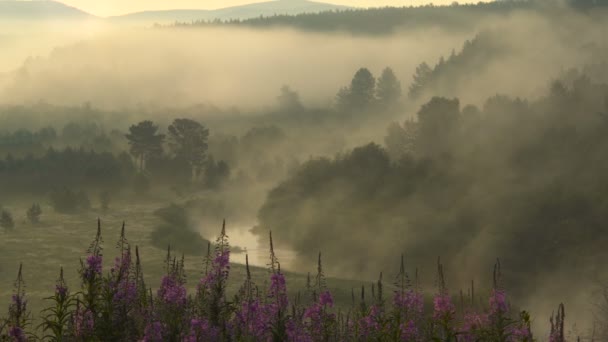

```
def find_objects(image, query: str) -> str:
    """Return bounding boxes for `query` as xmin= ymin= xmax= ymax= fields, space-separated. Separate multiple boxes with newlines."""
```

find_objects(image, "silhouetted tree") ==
xmin=409 ymin=62 xmax=432 ymax=99
xmin=277 ymin=85 xmax=304 ymax=113
xmin=26 ymin=203 xmax=42 ymax=224
xmin=376 ymin=67 xmax=402 ymax=106
xmin=125 ymin=121 xmax=165 ymax=172
xmin=415 ymin=97 xmax=460 ymax=157
xmin=168 ymin=118 xmax=209 ymax=180
xmin=336 ymin=68 xmax=376 ymax=111
xmin=350 ymin=68 xmax=376 ymax=108
xmin=204 ymin=156 xmax=231 ymax=189
xmin=384 ymin=120 xmax=416 ymax=159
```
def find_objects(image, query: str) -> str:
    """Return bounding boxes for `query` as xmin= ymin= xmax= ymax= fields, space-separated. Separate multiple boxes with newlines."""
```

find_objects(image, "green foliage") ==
xmin=376 ymin=67 xmax=402 ymax=107
xmin=49 ymin=188 xmax=91 ymax=214
xmin=177 ymin=1 xmax=544 ymax=35
xmin=150 ymin=204 xmax=211 ymax=255
xmin=336 ymin=67 xmax=376 ymax=111
xmin=0 ymin=209 xmax=15 ymax=230
xmin=0 ymin=148 xmax=136 ymax=195
xmin=125 ymin=120 xmax=165 ymax=172
xmin=168 ymin=118 xmax=210 ymax=179
xmin=257 ymin=77 xmax=608 ymax=287
xmin=408 ymin=32 xmax=504 ymax=99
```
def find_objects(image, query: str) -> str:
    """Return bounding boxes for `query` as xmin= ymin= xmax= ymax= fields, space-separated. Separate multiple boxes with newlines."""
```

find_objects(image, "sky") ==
xmin=58 ymin=0 xmax=477 ymax=17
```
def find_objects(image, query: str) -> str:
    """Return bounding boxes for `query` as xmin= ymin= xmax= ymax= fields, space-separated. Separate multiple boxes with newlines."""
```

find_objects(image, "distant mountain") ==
xmin=0 ymin=0 xmax=94 ymax=20
xmin=111 ymin=0 xmax=350 ymax=24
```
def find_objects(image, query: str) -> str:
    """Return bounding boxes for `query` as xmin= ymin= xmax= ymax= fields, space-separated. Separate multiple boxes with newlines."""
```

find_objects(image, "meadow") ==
xmin=0 ymin=202 xmax=566 ymax=341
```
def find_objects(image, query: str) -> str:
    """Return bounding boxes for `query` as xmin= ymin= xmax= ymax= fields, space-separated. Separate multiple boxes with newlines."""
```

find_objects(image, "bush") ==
xmin=26 ymin=203 xmax=42 ymax=224
xmin=150 ymin=204 xmax=210 ymax=255
xmin=0 ymin=209 xmax=15 ymax=230
xmin=49 ymin=188 xmax=91 ymax=214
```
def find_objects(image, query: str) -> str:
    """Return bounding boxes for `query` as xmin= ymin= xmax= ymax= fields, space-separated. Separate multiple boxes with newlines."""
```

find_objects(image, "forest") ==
xmin=1 ymin=0 xmax=608 ymax=340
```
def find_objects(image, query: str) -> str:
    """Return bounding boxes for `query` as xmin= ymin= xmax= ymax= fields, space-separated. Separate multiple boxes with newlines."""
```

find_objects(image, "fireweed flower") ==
xmin=142 ymin=321 xmax=165 ymax=342
xmin=460 ymin=312 xmax=490 ymax=342
xmin=73 ymin=306 xmax=95 ymax=338
xmin=233 ymin=299 xmax=269 ymax=340
xmin=304 ymin=291 xmax=335 ymax=339
xmin=319 ymin=291 xmax=333 ymax=307
xmin=83 ymin=254 xmax=103 ymax=281
xmin=489 ymin=288 xmax=509 ymax=316
xmin=269 ymin=272 xmax=289 ymax=311
xmin=286 ymin=318 xmax=312 ymax=342
xmin=393 ymin=290 xmax=424 ymax=318
xmin=55 ymin=284 xmax=68 ymax=299
xmin=110 ymin=251 xmax=138 ymax=307
xmin=358 ymin=305 xmax=382 ymax=338
xmin=399 ymin=320 xmax=419 ymax=341
xmin=8 ymin=326 xmax=26 ymax=342
xmin=433 ymin=293 xmax=455 ymax=321
xmin=509 ymin=324 xmax=533 ymax=341
xmin=158 ymin=274 xmax=187 ymax=307
xmin=185 ymin=318 xmax=220 ymax=341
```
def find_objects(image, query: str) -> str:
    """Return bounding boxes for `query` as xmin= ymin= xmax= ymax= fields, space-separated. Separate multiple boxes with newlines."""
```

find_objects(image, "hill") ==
xmin=0 ymin=0 xmax=94 ymax=20
xmin=110 ymin=0 xmax=349 ymax=24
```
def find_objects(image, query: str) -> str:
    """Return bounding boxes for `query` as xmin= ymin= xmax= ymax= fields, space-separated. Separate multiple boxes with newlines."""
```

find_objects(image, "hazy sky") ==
xmin=59 ymin=0 xmax=478 ymax=17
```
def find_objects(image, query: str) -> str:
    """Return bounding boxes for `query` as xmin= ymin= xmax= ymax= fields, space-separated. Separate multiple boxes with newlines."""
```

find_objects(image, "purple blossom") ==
xmin=233 ymin=299 xmax=270 ymax=340
xmin=55 ymin=284 xmax=68 ymax=299
xmin=73 ymin=307 xmax=94 ymax=338
xmin=142 ymin=321 xmax=164 ymax=342
xmin=286 ymin=318 xmax=312 ymax=342
xmin=158 ymin=274 xmax=187 ymax=307
xmin=489 ymin=288 xmax=509 ymax=316
xmin=11 ymin=294 xmax=26 ymax=314
xmin=9 ymin=326 xmax=26 ymax=342
xmin=393 ymin=290 xmax=424 ymax=319
xmin=399 ymin=320 xmax=419 ymax=341
xmin=460 ymin=312 xmax=490 ymax=342
xmin=433 ymin=293 xmax=455 ymax=321
xmin=269 ymin=272 xmax=288 ymax=311
xmin=319 ymin=291 xmax=334 ymax=307
xmin=509 ymin=325 xmax=532 ymax=341
xmin=303 ymin=291 xmax=336 ymax=340
xmin=185 ymin=318 xmax=220 ymax=341
xmin=358 ymin=305 xmax=383 ymax=338
xmin=83 ymin=254 xmax=103 ymax=281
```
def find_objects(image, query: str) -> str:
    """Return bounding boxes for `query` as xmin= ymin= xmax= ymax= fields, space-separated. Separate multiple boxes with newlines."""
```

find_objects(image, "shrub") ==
xmin=150 ymin=204 xmax=210 ymax=255
xmin=49 ymin=188 xmax=91 ymax=214
xmin=26 ymin=203 xmax=42 ymax=224
xmin=0 ymin=209 xmax=14 ymax=230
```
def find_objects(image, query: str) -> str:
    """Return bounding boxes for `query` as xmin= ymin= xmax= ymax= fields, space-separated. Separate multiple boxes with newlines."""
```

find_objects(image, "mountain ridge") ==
xmin=0 ymin=0 xmax=94 ymax=20
xmin=109 ymin=0 xmax=350 ymax=23
xmin=0 ymin=0 xmax=350 ymax=23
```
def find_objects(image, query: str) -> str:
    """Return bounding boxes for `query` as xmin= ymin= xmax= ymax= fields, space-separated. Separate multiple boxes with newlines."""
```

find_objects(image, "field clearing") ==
xmin=0 ymin=198 xmax=367 ymax=321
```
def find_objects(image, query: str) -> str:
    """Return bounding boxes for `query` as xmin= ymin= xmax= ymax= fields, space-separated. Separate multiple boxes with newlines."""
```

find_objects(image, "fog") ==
xmin=0 ymin=26 xmax=466 ymax=109
xmin=1 ymin=2 xmax=608 ymax=340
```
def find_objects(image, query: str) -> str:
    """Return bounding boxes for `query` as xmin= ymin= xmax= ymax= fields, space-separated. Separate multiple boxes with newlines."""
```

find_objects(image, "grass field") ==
xmin=0 ymin=197 xmax=367 ymax=322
